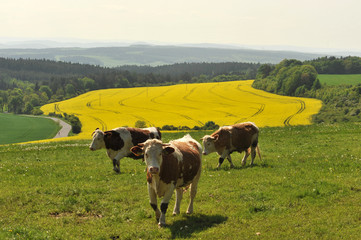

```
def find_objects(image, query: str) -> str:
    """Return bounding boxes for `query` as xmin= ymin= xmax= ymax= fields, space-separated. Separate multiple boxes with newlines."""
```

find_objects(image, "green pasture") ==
xmin=318 ymin=74 xmax=361 ymax=85
xmin=0 ymin=113 xmax=60 ymax=145
xmin=1 ymin=123 xmax=361 ymax=239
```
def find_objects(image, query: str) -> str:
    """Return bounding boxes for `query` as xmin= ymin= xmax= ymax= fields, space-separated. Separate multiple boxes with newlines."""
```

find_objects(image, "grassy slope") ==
xmin=1 ymin=123 xmax=361 ymax=239
xmin=318 ymin=74 xmax=361 ymax=85
xmin=0 ymin=123 xmax=361 ymax=239
xmin=0 ymin=113 xmax=60 ymax=144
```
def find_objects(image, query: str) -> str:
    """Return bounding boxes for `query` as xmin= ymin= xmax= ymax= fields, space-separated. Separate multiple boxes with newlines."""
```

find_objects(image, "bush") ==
xmin=135 ymin=120 xmax=147 ymax=128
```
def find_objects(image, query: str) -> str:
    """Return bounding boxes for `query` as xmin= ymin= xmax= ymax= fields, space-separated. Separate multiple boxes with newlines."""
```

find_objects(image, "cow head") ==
xmin=201 ymin=134 xmax=218 ymax=155
xmin=89 ymin=128 xmax=106 ymax=151
xmin=130 ymin=139 xmax=174 ymax=175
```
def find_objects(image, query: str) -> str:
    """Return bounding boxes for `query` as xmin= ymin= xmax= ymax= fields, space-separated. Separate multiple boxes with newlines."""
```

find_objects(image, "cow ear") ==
xmin=130 ymin=146 xmax=143 ymax=156
xmin=212 ymin=134 xmax=219 ymax=141
xmin=162 ymin=146 xmax=175 ymax=155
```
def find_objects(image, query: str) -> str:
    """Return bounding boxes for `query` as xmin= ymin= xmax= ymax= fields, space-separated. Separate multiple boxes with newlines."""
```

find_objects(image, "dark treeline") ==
xmin=117 ymin=62 xmax=259 ymax=79
xmin=0 ymin=58 xmax=258 ymax=116
xmin=253 ymin=56 xmax=361 ymax=123
xmin=305 ymin=56 xmax=361 ymax=74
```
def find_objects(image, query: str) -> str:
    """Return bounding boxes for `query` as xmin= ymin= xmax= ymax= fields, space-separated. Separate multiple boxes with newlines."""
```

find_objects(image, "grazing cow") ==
xmin=201 ymin=122 xmax=261 ymax=169
xmin=130 ymin=134 xmax=202 ymax=227
xmin=89 ymin=127 xmax=161 ymax=173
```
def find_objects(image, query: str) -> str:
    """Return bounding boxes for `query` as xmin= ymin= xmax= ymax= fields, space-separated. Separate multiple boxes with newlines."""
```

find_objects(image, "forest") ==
xmin=0 ymin=58 xmax=259 ymax=115
xmin=253 ymin=56 xmax=361 ymax=123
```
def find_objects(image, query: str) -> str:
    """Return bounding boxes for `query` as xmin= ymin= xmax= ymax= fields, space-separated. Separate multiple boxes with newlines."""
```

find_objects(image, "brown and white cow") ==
xmin=89 ymin=127 xmax=161 ymax=173
xmin=201 ymin=122 xmax=261 ymax=169
xmin=130 ymin=134 xmax=202 ymax=227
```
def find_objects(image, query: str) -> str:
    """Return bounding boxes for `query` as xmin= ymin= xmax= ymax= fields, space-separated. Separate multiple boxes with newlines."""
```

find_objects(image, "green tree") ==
xmin=135 ymin=120 xmax=147 ymax=128
xmin=39 ymin=85 xmax=53 ymax=99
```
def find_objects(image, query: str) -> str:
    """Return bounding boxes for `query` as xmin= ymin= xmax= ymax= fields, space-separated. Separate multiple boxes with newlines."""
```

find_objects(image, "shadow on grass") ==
xmin=207 ymin=162 xmax=271 ymax=171
xmin=168 ymin=214 xmax=227 ymax=239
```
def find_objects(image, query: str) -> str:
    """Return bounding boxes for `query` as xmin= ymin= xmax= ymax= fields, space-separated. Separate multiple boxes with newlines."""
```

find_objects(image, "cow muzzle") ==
xmin=149 ymin=167 xmax=159 ymax=175
xmin=202 ymin=151 xmax=208 ymax=155
xmin=89 ymin=147 xmax=95 ymax=151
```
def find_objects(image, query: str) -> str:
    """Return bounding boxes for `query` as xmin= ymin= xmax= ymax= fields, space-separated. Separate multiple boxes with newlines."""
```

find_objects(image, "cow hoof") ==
xmin=230 ymin=164 xmax=235 ymax=168
xmin=158 ymin=222 xmax=166 ymax=228
xmin=113 ymin=169 xmax=120 ymax=174
xmin=186 ymin=210 xmax=193 ymax=214
xmin=172 ymin=211 xmax=180 ymax=215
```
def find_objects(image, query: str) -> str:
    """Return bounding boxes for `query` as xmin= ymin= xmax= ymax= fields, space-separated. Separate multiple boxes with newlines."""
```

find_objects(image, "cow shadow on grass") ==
xmin=168 ymin=214 xmax=227 ymax=239
xmin=207 ymin=162 xmax=271 ymax=171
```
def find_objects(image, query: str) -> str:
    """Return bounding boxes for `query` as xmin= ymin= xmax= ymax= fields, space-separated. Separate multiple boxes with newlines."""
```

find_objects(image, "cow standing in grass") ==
xmin=201 ymin=122 xmax=261 ymax=169
xmin=130 ymin=134 xmax=202 ymax=227
xmin=89 ymin=127 xmax=161 ymax=173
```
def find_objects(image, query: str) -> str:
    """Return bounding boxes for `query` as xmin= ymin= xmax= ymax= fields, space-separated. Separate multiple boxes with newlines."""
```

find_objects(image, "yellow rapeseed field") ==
xmin=41 ymin=80 xmax=322 ymax=140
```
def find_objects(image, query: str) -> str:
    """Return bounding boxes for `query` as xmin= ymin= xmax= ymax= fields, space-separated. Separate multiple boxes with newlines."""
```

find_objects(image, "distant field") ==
xmin=0 ymin=113 xmax=60 ymax=144
xmin=318 ymin=74 xmax=361 ymax=85
xmin=41 ymin=80 xmax=322 ymax=140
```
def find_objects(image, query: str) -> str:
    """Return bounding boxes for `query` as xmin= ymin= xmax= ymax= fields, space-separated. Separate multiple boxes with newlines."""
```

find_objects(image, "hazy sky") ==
xmin=1 ymin=0 xmax=361 ymax=51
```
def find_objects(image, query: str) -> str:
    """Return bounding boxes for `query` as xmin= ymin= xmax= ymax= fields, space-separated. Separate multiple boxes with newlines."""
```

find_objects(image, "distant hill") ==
xmin=0 ymin=45 xmax=327 ymax=67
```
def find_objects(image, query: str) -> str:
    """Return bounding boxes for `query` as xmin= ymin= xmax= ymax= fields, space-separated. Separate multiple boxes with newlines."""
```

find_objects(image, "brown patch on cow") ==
xmin=128 ymin=128 xmax=152 ymax=146
xmin=159 ymin=153 xmax=179 ymax=185
xmin=213 ymin=123 xmax=259 ymax=153
xmin=231 ymin=123 xmax=259 ymax=151
xmin=147 ymin=169 xmax=153 ymax=183
xmin=104 ymin=131 xmax=124 ymax=151
xmin=172 ymin=141 xmax=201 ymax=187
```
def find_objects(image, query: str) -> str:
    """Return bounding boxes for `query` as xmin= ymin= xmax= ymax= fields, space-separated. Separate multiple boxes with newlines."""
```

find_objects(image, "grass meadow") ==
xmin=40 ymin=80 xmax=322 ymax=140
xmin=318 ymin=74 xmax=361 ymax=85
xmin=0 ymin=113 xmax=60 ymax=145
xmin=1 ymin=123 xmax=361 ymax=239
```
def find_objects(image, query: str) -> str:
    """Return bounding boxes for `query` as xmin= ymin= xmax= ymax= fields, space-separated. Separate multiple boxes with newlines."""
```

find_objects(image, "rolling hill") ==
xmin=0 ymin=44 xmax=326 ymax=67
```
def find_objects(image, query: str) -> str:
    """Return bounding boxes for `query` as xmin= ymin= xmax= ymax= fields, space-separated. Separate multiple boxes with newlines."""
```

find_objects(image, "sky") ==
xmin=1 ymin=0 xmax=361 ymax=51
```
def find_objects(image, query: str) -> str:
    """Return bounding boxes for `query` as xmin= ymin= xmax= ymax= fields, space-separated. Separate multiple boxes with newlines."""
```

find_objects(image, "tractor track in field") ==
xmin=236 ymin=84 xmax=307 ymax=126
xmin=207 ymin=84 xmax=266 ymax=123
xmin=117 ymin=87 xmax=204 ymax=126
xmin=283 ymin=100 xmax=306 ymax=126
xmin=183 ymin=86 xmax=238 ymax=118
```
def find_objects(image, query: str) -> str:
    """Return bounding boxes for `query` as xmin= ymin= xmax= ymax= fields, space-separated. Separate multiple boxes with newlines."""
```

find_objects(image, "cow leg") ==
xmin=158 ymin=185 xmax=175 ymax=227
xmin=217 ymin=151 xmax=230 ymax=169
xmin=112 ymin=159 xmax=120 ymax=173
xmin=241 ymin=149 xmax=250 ymax=166
xmin=148 ymin=184 xmax=160 ymax=223
xmin=186 ymin=170 xmax=201 ymax=214
xmin=250 ymin=146 xmax=257 ymax=166
xmin=226 ymin=154 xmax=235 ymax=168
xmin=173 ymin=188 xmax=183 ymax=215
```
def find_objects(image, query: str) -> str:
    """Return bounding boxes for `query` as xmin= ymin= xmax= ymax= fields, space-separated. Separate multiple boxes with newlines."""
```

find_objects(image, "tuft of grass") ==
xmin=1 ymin=123 xmax=361 ymax=239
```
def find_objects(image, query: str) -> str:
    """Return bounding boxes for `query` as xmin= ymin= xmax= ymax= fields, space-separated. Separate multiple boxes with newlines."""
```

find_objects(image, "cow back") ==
xmin=231 ymin=123 xmax=259 ymax=150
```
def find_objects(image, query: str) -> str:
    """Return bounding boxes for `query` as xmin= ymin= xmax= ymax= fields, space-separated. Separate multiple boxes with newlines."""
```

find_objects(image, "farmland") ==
xmin=318 ymin=74 xmax=361 ymax=85
xmin=1 ymin=123 xmax=361 ymax=239
xmin=0 ymin=113 xmax=60 ymax=144
xmin=41 ymin=80 xmax=322 ymax=140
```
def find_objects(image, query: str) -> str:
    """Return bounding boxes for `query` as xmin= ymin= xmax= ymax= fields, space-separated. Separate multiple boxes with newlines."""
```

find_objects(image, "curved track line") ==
xmin=117 ymin=87 xmax=203 ymax=126
xmin=236 ymin=84 xmax=307 ymax=126
xmin=283 ymin=100 xmax=306 ymax=126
